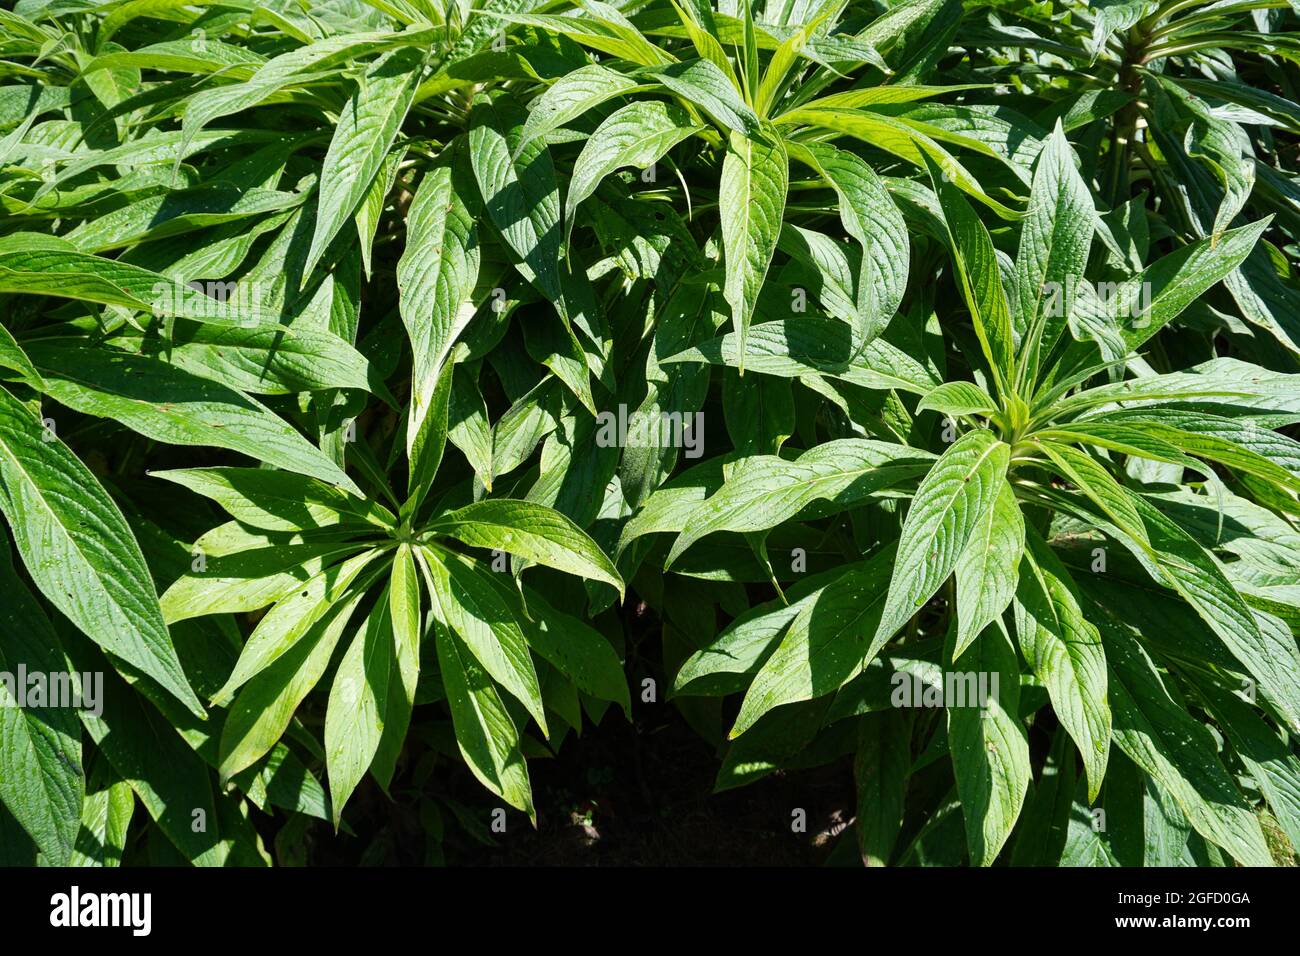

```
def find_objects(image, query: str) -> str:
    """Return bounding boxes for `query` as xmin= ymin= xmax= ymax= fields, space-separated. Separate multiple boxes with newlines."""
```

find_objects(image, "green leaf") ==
xmin=1036 ymin=440 xmax=1148 ymax=545
xmin=1033 ymin=422 xmax=1201 ymax=471
xmin=789 ymin=85 xmax=991 ymax=115
xmin=1057 ymin=752 xmax=1142 ymax=867
xmin=0 ymin=385 xmax=203 ymax=717
xmin=923 ymin=155 xmax=1015 ymax=396
xmin=1051 ymin=357 xmax=1300 ymax=420
xmin=720 ymin=127 xmax=788 ymax=371
xmin=468 ymin=92 xmax=595 ymax=411
xmin=1120 ymin=493 xmax=1300 ymax=736
xmin=423 ymin=547 xmax=548 ymax=736
xmin=1012 ymin=531 xmax=1111 ymax=800
xmin=1176 ymin=76 xmax=1300 ymax=137
xmin=448 ymin=364 xmax=495 ymax=490
xmin=498 ymin=5 xmax=670 ymax=66
xmin=427 ymin=499 xmax=623 ymax=597
xmin=673 ymin=574 xmax=833 ymax=697
xmin=855 ymin=710 xmax=912 ymax=866
xmin=160 ymin=541 xmax=365 ymax=624
xmin=70 ymin=643 xmax=224 ymax=866
xmin=1010 ymin=725 xmax=1079 ymax=866
xmin=953 ymin=479 xmax=1023 ymax=656
xmin=664 ymin=1 xmax=736 ymax=85
xmin=356 ymin=146 xmax=406 ymax=279
xmin=432 ymin=616 xmax=534 ymax=819
xmin=665 ymin=439 xmax=934 ymax=568
xmin=722 ymin=365 xmax=794 ymax=455
xmin=0 ymin=525 xmax=82 ymax=865
xmin=371 ymin=543 xmax=421 ymax=791
xmin=1123 ymin=219 xmax=1271 ymax=350
xmin=325 ymin=592 xmax=392 ymax=829
xmin=305 ymin=46 xmax=425 ymax=279
xmin=397 ymin=159 xmax=481 ymax=471
xmin=917 ymin=380 xmax=998 ymax=418
xmin=664 ymin=315 xmax=941 ymax=394
xmin=212 ymin=549 xmax=384 ymax=703
xmin=753 ymin=1 xmax=826 ymax=116
xmin=0 ymin=247 xmax=273 ymax=323
xmin=469 ymin=92 xmax=564 ymax=302
xmin=801 ymin=109 xmax=1020 ymax=219
xmin=648 ymin=57 xmax=760 ymax=134
xmin=1093 ymin=608 xmax=1273 ymax=866
xmin=513 ymin=585 xmax=630 ymax=718
xmin=564 ymin=100 xmax=700 ymax=245
xmin=731 ymin=547 xmax=895 ymax=737
xmin=68 ymin=758 xmax=134 ymax=867
xmin=0 ymin=324 xmax=44 ymax=389
xmin=129 ymin=324 xmax=375 ymax=396
xmin=64 ymin=183 xmax=305 ymax=254
xmin=26 ymin=344 xmax=360 ymax=494
xmin=84 ymin=32 xmax=264 ymax=75
xmin=1088 ymin=410 xmax=1300 ymax=496
xmin=948 ymin=622 xmax=1030 ymax=866
xmin=405 ymin=347 xmax=456 ymax=516
xmin=789 ymin=141 xmax=910 ymax=350
xmin=517 ymin=63 xmax=644 ymax=153
xmin=151 ymin=467 xmax=393 ymax=532
xmin=873 ymin=429 xmax=1010 ymax=652
xmin=219 ymin=584 xmax=369 ymax=782
xmin=178 ymin=29 xmax=430 ymax=153
xmin=715 ymin=697 xmax=834 ymax=793
xmin=779 ymin=225 xmax=860 ymax=330
xmin=1014 ymin=122 xmax=1097 ymax=390
xmin=1186 ymin=669 xmax=1300 ymax=855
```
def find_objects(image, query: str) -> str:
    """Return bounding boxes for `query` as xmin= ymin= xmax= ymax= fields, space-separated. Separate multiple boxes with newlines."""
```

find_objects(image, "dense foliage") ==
xmin=2 ymin=0 xmax=1300 ymax=867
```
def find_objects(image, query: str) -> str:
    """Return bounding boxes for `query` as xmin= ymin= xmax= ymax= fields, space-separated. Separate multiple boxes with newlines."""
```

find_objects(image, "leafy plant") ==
xmin=1 ymin=0 xmax=1299 ymax=868
xmin=0 ymin=0 xmax=633 ymax=864
xmin=670 ymin=124 xmax=1299 ymax=866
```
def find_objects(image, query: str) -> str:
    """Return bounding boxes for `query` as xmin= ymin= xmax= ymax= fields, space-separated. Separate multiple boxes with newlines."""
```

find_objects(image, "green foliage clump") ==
xmin=1 ymin=0 xmax=1299 ymax=867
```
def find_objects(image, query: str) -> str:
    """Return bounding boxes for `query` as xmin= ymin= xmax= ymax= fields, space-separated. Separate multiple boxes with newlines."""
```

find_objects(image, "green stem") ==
xmin=1105 ymin=29 xmax=1148 ymax=208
